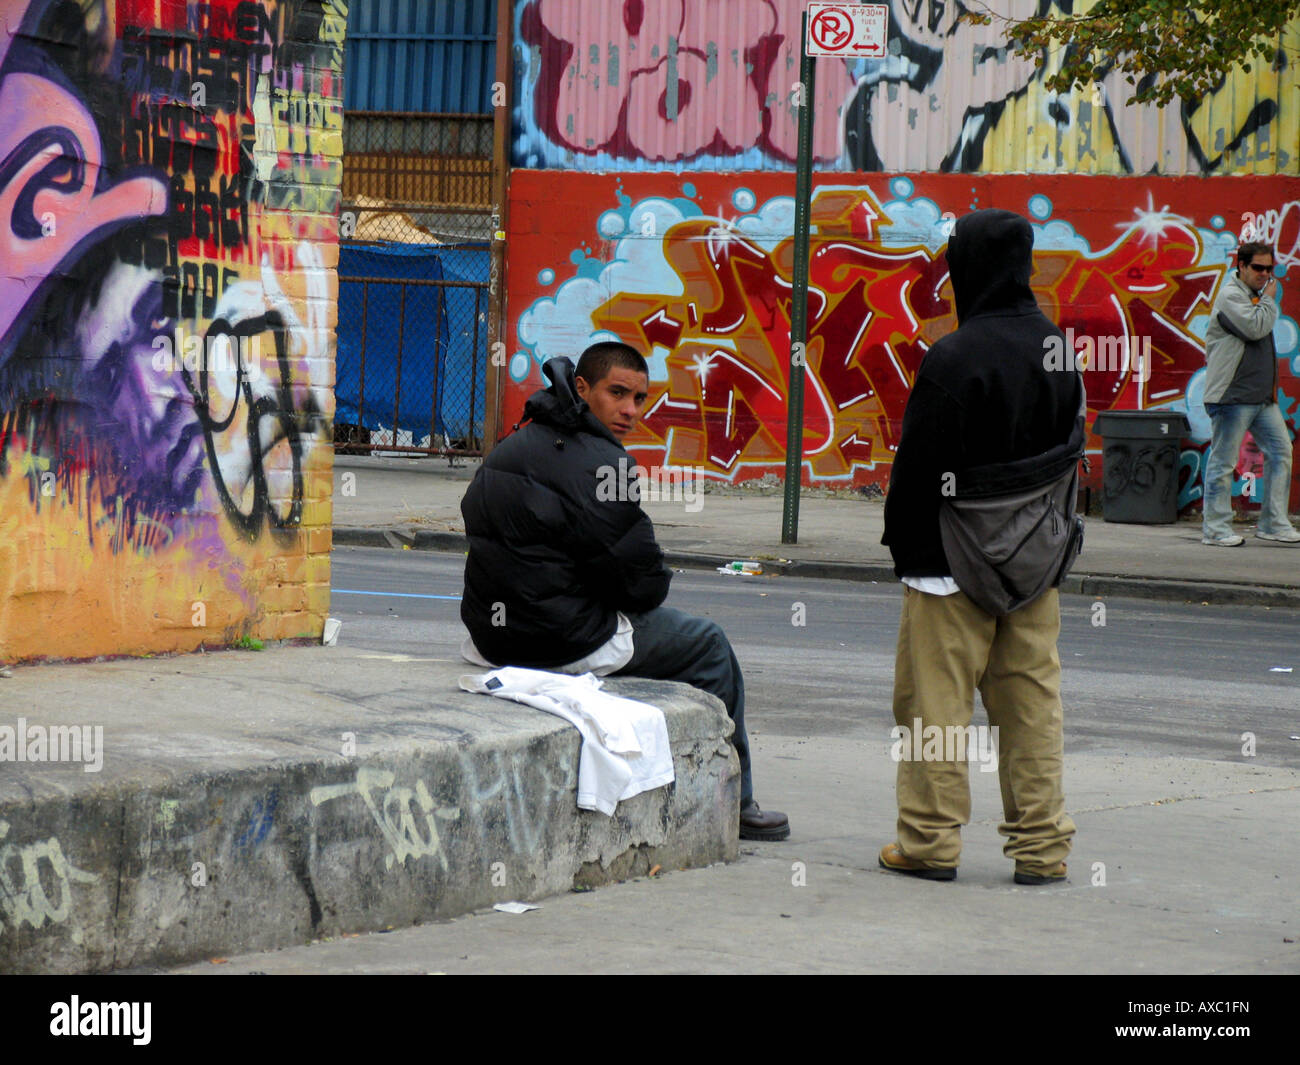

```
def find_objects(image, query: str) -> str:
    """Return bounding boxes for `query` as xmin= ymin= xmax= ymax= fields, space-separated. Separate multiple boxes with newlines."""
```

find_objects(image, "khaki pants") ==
xmin=892 ymin=586 xmax=1076 ymax=872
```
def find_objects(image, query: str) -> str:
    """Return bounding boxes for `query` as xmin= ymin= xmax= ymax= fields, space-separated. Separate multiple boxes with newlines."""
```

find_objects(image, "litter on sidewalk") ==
xmin=716 ymin=561 xmax=764 ymax=576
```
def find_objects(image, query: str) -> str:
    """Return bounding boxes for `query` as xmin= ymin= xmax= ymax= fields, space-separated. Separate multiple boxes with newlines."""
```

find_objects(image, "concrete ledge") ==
xmin=0 ymin=651 xmax=739 ymax=973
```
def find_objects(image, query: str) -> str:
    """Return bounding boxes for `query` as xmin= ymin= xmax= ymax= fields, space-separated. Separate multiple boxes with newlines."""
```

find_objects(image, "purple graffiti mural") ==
xmin=0 ymin=0 xmax=336 ymax=537
xmin=0 ymin=0 xmax=343 ymax=661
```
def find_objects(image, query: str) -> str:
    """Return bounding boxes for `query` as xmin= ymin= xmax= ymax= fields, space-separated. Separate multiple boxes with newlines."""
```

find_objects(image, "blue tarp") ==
xmin=336 ymin=242 xmax=489 ymax=444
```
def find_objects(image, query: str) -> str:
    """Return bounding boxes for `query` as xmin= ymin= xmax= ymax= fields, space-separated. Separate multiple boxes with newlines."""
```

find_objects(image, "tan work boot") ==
xmin=878 ymin=842 xmax=956 ymax=881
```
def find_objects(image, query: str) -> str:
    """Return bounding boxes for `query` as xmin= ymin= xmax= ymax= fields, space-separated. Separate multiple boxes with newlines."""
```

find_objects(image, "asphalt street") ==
xmin=331 ymin=545 xmax=1300 ymax=769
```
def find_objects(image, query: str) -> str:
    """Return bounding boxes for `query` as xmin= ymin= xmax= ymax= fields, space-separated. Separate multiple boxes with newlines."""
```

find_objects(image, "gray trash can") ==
xmin=1092 ymin=410 xmax=1191 ymax=524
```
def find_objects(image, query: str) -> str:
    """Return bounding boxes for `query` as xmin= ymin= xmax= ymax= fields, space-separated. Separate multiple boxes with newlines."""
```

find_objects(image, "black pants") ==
xmin=615 ymin=606 xmax=753 ymax=805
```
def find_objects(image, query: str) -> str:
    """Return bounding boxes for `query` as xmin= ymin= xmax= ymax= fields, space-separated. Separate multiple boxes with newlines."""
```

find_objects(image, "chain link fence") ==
xmin=335 ymin=112 xmax=494 ymax=455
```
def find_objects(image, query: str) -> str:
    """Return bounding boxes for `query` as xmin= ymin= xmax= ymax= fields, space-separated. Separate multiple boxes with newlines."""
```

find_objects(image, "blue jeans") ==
xmin=616 ymin=606 xmax=754 ymax=806
xmin=1203 ymin=402 xmax=1296 ymax=538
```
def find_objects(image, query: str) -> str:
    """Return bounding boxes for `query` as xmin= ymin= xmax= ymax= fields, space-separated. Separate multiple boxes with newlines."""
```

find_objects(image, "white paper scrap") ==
xmin=493 ymin=901 xmax=539 ymax=914
xmin=1269 ymin=667 xmax=1293 ymax=673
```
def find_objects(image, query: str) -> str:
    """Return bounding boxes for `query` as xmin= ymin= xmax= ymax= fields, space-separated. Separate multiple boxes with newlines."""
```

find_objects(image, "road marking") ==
xmin=356 ymin=653 xmax=448 ymax=662
xmin=333 ymin=589 xmax=462 ymax=601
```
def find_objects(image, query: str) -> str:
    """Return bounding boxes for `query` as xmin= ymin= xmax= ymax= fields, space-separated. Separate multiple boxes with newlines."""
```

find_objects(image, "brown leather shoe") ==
xmin=878 ymin=842 xmax=957 ymax=881
xmin=739 ymin=801 xmax=790 ymax=841
xmin=1014 ymin=861 xmax=1067 ymax=885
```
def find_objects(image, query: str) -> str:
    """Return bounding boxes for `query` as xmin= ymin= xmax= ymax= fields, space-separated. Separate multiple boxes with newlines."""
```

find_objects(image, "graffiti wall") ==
xmin=512 ymin=0 xmax=1298 ymax=176
xmin=505 ymin=172 xmax=1300 ymax=509
xmin=0 ymin=0 xmax=345 ymax=663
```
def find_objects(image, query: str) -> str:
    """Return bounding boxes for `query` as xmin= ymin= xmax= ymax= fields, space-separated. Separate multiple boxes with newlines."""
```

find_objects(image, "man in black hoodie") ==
xmin=460 ymin=341 xmax=789 ymax=841
xmin=879 ymin=209 xmax=1078 ymax=884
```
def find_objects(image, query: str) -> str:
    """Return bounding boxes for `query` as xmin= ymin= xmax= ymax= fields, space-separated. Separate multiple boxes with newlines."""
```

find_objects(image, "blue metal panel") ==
xmin=345 ymin=0 xmax=497 ymax=113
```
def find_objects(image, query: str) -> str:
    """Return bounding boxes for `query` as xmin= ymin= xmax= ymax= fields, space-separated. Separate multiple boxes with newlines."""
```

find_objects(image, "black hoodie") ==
xmin=460 ymin=356 xmax=671 ymax=667
xmin=882 ymin=209 xmax=1080 ymax=578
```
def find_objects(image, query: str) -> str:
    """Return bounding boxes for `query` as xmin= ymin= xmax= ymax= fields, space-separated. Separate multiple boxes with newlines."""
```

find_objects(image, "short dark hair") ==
xmin=575 ymin=341 xmax=647 ymax=386
xmin=1237 ymin=241 xmax=1275 ymax=265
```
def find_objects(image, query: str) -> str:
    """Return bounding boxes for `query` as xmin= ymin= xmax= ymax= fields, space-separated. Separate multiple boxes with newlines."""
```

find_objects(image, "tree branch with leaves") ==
xmin=963 ymin=0 xmax=1300 ymax=106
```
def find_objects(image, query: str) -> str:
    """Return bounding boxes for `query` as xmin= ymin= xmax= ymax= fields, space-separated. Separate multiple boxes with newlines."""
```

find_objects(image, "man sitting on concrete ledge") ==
xmin=458 ymin=341 xmax=790 ymax=841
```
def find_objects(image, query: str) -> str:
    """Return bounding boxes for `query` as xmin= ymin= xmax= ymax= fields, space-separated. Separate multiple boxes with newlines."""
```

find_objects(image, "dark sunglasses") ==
xmin=1245 ymin=263 xmax=1274 ymax=274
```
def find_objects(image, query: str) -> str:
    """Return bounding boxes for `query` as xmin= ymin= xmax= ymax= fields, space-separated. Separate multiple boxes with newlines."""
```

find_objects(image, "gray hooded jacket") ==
xmin=1203 ymin=271 xmax=1278 ymax=405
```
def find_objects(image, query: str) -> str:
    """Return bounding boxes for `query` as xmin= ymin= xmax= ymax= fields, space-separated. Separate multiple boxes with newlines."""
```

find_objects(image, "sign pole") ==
xmin=781 ymin=10 xmax=816 ymax=545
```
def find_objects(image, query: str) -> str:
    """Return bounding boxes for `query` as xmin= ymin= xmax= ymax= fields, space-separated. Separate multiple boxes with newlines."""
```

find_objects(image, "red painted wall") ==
xmin=505 ymin=172 xmax=1300 ymax=510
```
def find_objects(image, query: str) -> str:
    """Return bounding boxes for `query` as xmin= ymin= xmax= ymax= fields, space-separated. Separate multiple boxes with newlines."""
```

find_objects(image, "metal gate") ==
xmin=335 ymin=112 xmax=494 ymax=456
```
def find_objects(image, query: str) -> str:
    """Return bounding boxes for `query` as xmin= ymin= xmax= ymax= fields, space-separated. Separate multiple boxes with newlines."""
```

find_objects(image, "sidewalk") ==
xmin=333 ymin=455 xmax=1300 ymax=609
xmin=169 ymin=742 xmax=1300 ymax=975
xmin=3 ymin=454 xmax=1296 ymax=974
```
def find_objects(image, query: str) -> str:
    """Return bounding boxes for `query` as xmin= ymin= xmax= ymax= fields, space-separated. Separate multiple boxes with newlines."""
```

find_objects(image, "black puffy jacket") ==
xmin=460 ymin=357 xmax=671 ymax=667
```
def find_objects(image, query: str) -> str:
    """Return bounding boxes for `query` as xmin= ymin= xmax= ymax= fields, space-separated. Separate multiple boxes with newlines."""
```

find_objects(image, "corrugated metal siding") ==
xmin=346 ymin=0 xmax=497 ymax=113
xmin=511 ymin=0 xmax=1300 ymax=176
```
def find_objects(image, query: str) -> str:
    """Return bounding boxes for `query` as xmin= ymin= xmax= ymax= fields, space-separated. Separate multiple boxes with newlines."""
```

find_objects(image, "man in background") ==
xmin=1201 ymin=242 xmax=1298 ymax=546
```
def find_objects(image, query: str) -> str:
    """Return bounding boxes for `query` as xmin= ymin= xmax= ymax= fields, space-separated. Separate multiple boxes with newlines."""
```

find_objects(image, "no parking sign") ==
xmin=784 ymin=2 xmax=890 ymax=542
xmin=806 ymin=4 xmax=888 ymax=57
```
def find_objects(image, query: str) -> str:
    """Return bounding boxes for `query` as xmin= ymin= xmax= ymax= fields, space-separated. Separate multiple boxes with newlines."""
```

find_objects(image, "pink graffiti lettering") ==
xmin=526 ymin=0 xmax=855 ymax=163
xmin=0 ymin=69 xmax=166 ymax=352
